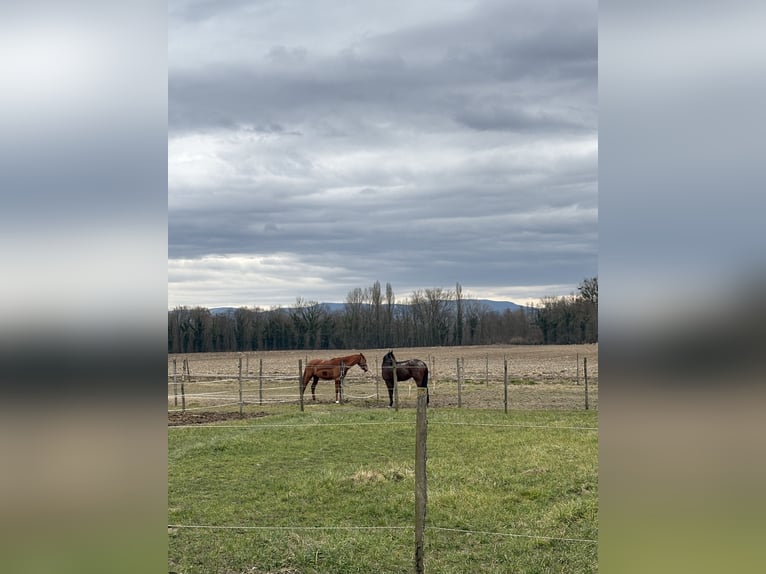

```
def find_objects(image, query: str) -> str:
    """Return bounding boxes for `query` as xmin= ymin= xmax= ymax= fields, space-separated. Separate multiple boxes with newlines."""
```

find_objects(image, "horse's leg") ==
xmin=334 ymin=378 xmax=340 ymax=404
xmin=311 ymin=376 xmax=319 ymax=401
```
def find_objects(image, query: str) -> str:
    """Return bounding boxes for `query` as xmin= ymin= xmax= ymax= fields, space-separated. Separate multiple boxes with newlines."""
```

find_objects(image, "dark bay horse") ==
xmin=301 ymin=353 xmax=369 ymax=404
xmin=381 ymin=350 xmax=429 ymax=407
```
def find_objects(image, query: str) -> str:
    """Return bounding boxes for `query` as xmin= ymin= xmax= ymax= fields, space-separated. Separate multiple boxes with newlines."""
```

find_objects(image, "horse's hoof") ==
xmin=335 ymin=400 xmax=339 ymax=404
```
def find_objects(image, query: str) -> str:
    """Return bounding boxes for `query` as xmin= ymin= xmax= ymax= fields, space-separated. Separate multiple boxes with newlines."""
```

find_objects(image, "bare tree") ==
xmin=578 ymin=277 xmax=598 ymax=304
xmin=455 ymin=282 xmax=464 ymax=345
xmin=291 ymin=297 xmax=327 ymax=349
xmin=343 ymin=287 xmax=367 ymax=348
xmin=424 ymin=287 xmax=454 ymax=346
xmin=385 ymin=282 xmax=395 ymax=346
xmin=370 ymin=280 xmax=383 ymax=348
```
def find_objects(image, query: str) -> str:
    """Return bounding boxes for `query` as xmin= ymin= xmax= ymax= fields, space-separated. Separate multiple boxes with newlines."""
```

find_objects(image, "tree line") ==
xmin=168 ymin=278 xmax=597 ymax=353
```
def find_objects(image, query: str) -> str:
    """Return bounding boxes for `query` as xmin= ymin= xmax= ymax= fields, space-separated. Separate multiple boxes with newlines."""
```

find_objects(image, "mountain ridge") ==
xmin=208 ymin=299 xmax=533 ymax=315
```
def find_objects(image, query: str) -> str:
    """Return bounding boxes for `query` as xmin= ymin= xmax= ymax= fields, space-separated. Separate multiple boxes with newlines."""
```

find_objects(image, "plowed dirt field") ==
xmin=168 ymin=344 xmax=597 ymax=418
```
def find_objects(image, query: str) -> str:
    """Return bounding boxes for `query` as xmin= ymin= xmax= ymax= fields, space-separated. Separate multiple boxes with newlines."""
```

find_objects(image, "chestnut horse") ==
xmin=301 ymin=353 xmax=369 ymax=404
xmin=381 ymin=350 xmax=429 ymax=407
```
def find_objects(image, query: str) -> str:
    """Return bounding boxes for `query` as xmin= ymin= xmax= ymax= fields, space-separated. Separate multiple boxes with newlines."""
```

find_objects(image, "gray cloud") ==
xmin=168 ymin=0 xmax=597 ymax=307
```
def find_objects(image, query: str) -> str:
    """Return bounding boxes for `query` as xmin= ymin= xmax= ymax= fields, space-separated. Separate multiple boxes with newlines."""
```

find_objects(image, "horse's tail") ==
xmin=301 ymin=365 xmax=313 ymax=390
xmin=422 ymin=366 xmax=430 ymax=404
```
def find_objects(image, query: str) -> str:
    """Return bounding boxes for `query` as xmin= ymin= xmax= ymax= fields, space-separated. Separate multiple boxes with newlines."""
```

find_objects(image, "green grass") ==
xmin=169 ymin=405 xmax=597 ymax=573
xmin=509 ymin=378 xmax=538 ymax=385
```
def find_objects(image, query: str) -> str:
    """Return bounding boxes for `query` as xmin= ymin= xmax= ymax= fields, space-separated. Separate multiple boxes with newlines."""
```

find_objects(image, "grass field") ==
xmin=168 ymin=404 xmax=598 ymax=573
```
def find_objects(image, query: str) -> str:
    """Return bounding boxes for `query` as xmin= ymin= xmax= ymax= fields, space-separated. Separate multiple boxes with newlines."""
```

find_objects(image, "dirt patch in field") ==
xmin=168 ymin=410 xmax=269 ymax=426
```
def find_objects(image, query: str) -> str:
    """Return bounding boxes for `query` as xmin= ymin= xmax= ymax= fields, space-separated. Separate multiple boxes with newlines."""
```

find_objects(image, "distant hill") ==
xmin=209 ymin=299 xmax=533 ymax=316
xmin=465 ymin=299 xmax=529 ymax=313
xmin=321 ymin=299 xmax=533 ymax=314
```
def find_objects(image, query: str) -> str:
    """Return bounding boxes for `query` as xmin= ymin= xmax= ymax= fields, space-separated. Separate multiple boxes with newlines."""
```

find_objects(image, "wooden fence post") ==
xmin=173 ymin=358 xmax=178 ymax=406
xmin=457 ymin=358 xmax=462 ymax=408
xmin=485 ymin=353 xmax=489 ymax=387
xmin=576 ymin=353 xmax=580 ymax=385
xmin=503 ymin=358 xmax=508 ymax=415
xmin=414 ymin=386 xmax=428 ymax=574
xmin=182 ymin=357 xmax=188 ymax=412
xmin=584 ymin=357 xmax=589 ymax=410
xmin=259 ymin=358 xmax=263 ymax=406
xmin=375 ymin=358 xmax=380 ymax=401
xmin=299 ymin=359 xmax=304 ymax=412
xmin=394 ymin=364 xmax=399 ymax=412
xmin=238 ymin=355 xmax=243 ymax=416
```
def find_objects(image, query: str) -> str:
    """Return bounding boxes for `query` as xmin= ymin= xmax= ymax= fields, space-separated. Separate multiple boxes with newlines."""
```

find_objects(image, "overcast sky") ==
xmin=168 ymin=0 xmax=597 ymax=309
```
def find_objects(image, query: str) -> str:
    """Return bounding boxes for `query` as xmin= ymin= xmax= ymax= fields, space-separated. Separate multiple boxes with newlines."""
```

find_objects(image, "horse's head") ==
xmin=382 ymin=350 xmax=395 ymax=365
xmin=358 ymin=353 xmax=369 ymax=372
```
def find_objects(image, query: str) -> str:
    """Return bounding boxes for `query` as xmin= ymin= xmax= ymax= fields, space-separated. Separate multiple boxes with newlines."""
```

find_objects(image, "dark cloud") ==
xmin=453 ymin=103 xmax=592 ymax=133
xmin=169 ymin=0 xmax=596 ymax=133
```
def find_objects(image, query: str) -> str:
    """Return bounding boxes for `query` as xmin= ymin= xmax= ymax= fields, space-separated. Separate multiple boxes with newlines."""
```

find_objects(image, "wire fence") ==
xmin=167 ymin=523 xmax=596 ymax=544
xmin=168 ymin=346 xmax=598 ymax=414
xmin=168 ymin=411 xmax=598 ymax=571
xmin=168 ymin=346 xmax=599 ymax=569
